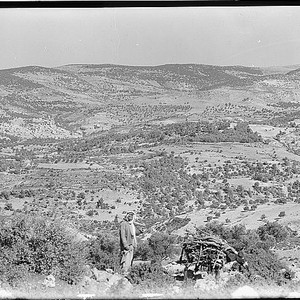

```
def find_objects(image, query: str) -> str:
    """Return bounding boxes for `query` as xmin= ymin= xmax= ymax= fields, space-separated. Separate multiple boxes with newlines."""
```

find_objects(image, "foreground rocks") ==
xmin=163 ymin=261 xmax=185 ymax=276
xmin=231 ymin=285 xmax=259 ymax=298
xmin=79 ymin=266 xmax=133 ymax=295
xmin=42 ymin=274 xmax=56 ymax=288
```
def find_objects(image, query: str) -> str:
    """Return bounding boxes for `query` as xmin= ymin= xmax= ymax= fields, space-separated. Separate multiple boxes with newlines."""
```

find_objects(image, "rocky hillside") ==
xmin=0 ymin=63 xmax=300 ymax=141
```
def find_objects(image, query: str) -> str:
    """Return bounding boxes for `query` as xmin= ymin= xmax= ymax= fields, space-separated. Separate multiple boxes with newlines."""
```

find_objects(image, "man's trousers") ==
xmin=120 ymin=248 xmax=134 ymax=274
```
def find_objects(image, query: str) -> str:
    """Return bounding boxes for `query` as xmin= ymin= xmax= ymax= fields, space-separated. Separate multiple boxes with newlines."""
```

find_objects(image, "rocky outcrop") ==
xmin=231 ymin=285 xmax=259 ymax=298
xmin=79 ymin=267 xmax=132 ymax=296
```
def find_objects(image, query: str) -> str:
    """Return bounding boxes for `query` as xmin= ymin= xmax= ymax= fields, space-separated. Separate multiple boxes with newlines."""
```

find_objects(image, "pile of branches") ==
xmin=178 ymin=234 xmax=244 ymax=278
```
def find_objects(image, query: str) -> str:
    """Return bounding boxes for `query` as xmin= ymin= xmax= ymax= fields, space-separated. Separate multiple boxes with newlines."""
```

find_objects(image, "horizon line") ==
xmin=1 ymin=62 xmax=300 ymax=71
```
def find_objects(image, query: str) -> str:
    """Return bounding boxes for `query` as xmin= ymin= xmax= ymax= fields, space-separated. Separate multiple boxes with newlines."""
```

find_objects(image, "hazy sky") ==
xmin=1 ymin=6 xmax=300 ymax=69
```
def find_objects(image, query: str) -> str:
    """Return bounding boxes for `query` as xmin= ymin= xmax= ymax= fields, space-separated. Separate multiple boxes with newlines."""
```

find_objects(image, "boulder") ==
xmin=42 ymin=274 xmax=56 ymax=288
xmin=194 ymin=274 xmax=219 ymax=291
xmin=92 ymin=268 xmax=113 ymax=282
xmin=293 ymin=272 xmax=300 ymax=281
xmin=107 ymin=273 xmax=124 ymax=287
xmin=163 ymin=262 xmax=185 ymax=275
xmin=231 ymin=285 xmax=259 ymax=298
xmin=110 ymin=276 xmax=132 ymax=293
xmin=223 ymin=261 xmax=236 ymax=272
xmin=292 ymin=269 xmax=300 ymax=281
xmin=171 ymin=285 xmax=182 ymax=295
xmin=83 ymin=265 xmax=94 ymax=277
xmin=89 ymin=267 xmax=132 ymax=294
xmin=132 ymin=260 xmax=151 ymax=267
xmin=79 ymin=276 xmax=110 ymax=294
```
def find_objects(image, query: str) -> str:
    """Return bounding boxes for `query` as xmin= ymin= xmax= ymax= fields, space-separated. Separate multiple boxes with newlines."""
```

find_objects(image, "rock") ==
xmin=231 ymin=285 xmax=259 ymax=298
xmin=108 ymin=276 xmax=133 ymax=295
xmin=171 ymin=285 xmax=182 ymax=295
xmin=0 ymin=289 xmax=13 ymax=298
xmin=83 ymin=265 xmax=93 ymax=277
xmin=223 ymin=261 xmax=236 ymax=272
xmin=292 ymin=270 xmax=300 ymax=281
xmin=163 ymin=262 xmax=185 ymax=275
xmin=132 ymin=260 xmax=151 ymax=267
xmin=79 ymin=276 xmax=110 ymax=294
xmin=80 ymin=276 xmax=93 ymax=288
xmin=42 ymin=274 xmax=55 ymax=288
xmin=194 ymin=274 xmax=219 ymax=291
xmin=89 ymin=268 xmax=132 ymax=294
xmin=92 ymin=267 xmax=112 ymax=282
xmin=107 ymin=273 xmax=125 ymax=287
xmin=111 ymin=276 xmax=132 ymax=291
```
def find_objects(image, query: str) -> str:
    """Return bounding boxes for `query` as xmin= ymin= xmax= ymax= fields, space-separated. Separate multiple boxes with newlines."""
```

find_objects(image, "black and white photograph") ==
xmin=1 ymin=5 xmax=300 ymax=299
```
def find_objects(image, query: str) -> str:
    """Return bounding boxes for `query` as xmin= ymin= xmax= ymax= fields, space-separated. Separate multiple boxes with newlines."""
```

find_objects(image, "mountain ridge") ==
xmin=1 ymin=62 xmax=300 ymax=141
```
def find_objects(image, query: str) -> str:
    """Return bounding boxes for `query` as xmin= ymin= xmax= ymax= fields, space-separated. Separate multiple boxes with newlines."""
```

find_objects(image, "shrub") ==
xmin=127 ymin=262 xmax=175 ymax=288
xmin=245 ymin=247 xmax=288 ymax=283
xmin=147 ymin=232 xmax=178 ymax=261
xmin=87 ymin=233 xmax=120 ymax=272
xmin=134 ymin=240 xmax=153 ymax=261
xmin=207 ymin=216 xmax=213 ymax=222
xmin=260 ymin=214 xmax=266 ymax=220
xmin=0 ymin=215 xmax=87 ymax=285
xmin=134 ymin=233 xmax=179 ymax=263
xmin=257 ymin=222 xmax=289 ymax=243
xmin=4 ymin=203 xmax=13 ymax=211
xmin=279 ymin=211 xmax=286 ymax=218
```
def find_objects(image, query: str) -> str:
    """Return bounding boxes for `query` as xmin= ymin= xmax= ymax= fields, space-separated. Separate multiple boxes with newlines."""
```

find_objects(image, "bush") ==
xmin=135 ymin=233 xmax=179 ymax=263
xmin=87 ymin=233 xmax=120 ymax=272
xmin=279 ymin=211 xmax=286 ymax=218
xmin=0 ymin=215 xmax=87 ymax=285
xmin=127 ymin=262 xmax=175 ymax=288
xmin=245 ymin=247 xmax=288 ymax=283
xmin=147 ymin=232 xmax=178 ymax=261
xmin=257 ymin=222 xmax=289 ymax=243
xmin=134 ymin=240 xmax=152 ymax=261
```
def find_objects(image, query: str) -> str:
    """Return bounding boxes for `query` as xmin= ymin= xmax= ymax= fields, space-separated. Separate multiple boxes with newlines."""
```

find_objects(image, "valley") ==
xmin=2 ymin=63 xmax=300 ymax=277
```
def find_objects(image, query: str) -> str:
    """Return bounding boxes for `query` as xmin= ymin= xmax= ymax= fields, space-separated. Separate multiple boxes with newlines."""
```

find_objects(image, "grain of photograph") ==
xmin=0 ymin=5 xmax=300 ymax=299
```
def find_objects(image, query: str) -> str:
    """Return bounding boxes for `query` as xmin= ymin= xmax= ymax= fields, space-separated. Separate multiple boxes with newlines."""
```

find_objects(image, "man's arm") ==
xmin=134 ymin=221 xmax=146 ymax=227
xmin=120 ymin=222 xmax=129 ymax=250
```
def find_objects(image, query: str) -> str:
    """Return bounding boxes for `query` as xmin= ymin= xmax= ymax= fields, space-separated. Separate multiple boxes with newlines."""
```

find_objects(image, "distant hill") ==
xmin=261 ymin=64 xmax=300 ymax=75
xmin=58 ymin=63 xmax=264 ymax=91
xmin=1 ymin=63 xmax=300 ymax=141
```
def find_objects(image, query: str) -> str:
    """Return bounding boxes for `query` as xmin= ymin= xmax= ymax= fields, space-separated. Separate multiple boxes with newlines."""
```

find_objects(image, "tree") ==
xmin=77 ymin=192 xmax=85 ymax=200
xmin=4 ymin=203 xmax=13 ymax=211
xmin=147 ymin=233 xmax=178 ymax=261
xmin=260 ymin=214 xmax=267 ymax=220
xmin=278 ymin=211 xmax=286 ymax=218
xmin=257 ymin=222 xmax=288 ymax=243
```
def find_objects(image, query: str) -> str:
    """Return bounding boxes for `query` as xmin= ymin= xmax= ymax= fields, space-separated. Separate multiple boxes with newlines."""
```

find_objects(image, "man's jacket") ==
xmin=119 ymin=220 xmax=134 ymax=251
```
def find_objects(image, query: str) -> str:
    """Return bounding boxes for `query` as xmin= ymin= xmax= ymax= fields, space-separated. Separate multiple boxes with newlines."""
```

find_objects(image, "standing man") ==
xmin=119 ymin=211 xmax=145 ymax=275
xmin=119 ymin=211 xmax=137 ymax=275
